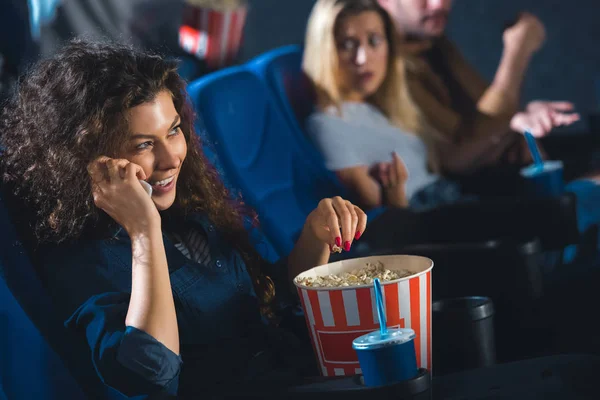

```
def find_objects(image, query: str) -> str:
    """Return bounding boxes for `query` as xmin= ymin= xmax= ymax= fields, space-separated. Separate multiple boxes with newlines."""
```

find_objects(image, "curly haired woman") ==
xmin=0 ymin=39 xmax=367 ymax=398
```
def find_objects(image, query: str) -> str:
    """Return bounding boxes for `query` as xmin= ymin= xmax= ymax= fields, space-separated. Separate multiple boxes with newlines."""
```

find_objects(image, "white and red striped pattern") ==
xmin=297 ymin=270 xmax=432 ymax=377
xmin=179 ymin=4 xmax=248 ymax=69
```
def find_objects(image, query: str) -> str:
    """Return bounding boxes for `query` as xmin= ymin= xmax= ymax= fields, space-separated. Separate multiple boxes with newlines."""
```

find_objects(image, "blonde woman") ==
xmin=304 ymin=0 xmax=458 ymax=211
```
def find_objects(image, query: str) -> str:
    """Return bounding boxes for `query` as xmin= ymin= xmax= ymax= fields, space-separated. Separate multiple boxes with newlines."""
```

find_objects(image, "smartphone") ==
xmin=139 ymin=180 xmax=153 ymax=197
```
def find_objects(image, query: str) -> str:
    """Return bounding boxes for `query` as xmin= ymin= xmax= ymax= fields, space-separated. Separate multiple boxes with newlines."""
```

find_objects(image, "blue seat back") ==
xmin=187 ymin=67 xmax=346 ymax=257
xmin=246 ymin=45 xmax=328 ymax=169
xmin=247 ymin=45 xmax=353 ymax=199
xmin=0 ymin=185 xmax=128 ymax=399
xmin=247 ymin=45 xmax=314 ymax=132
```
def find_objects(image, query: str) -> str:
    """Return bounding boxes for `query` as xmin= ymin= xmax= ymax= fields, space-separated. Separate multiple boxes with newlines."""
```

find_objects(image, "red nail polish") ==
xmin=355 ymin=231 xmax=362 ymax=240
xmin=335 ymin=237 xmax=342 ymax=247
xmin=344 ymin=241 xmax=351 ymax=252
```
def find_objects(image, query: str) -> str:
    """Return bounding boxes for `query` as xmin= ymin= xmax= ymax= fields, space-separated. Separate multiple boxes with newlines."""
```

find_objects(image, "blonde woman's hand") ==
xmin=88 ymin=156 xmax=160 ymax=236
xmin=304 ymin=197 xmax=367 ymax=253
xmin=371 ymin=152 xmax=409 ymax=208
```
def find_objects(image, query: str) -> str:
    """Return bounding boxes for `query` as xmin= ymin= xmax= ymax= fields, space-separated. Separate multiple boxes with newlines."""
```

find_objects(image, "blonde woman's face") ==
xmin=334 ymin=11 xmax=389 ymax=101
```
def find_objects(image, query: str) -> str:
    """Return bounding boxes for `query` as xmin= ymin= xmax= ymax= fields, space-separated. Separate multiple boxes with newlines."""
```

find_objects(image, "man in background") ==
xmin=378 ymin=0 xmax=580 ymax=170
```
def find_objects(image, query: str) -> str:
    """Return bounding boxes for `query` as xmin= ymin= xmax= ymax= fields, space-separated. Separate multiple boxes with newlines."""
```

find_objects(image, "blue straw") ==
xmin=524 ymin=129 xmax=544 ymax=168
xmin=373 ymin=278 xmax=387 ymax=336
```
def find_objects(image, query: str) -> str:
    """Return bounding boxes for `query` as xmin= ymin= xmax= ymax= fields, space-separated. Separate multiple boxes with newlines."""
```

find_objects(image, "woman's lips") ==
xmin=358 ymin=72 xmax=374 ymax=83
xmin=151 ymin=175 xmax=176 ymax=195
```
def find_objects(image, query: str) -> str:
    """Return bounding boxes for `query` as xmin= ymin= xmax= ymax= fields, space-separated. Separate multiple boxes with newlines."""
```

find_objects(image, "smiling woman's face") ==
xmin=120 ymin=90 xmax=187 ymax=211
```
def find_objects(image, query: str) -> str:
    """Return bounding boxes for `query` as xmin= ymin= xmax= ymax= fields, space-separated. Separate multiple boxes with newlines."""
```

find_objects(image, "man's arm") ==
xmin=478 ymin=13 xmax=545 ymax=117
xmin=418 ymin=14 xmax=546 ymax=173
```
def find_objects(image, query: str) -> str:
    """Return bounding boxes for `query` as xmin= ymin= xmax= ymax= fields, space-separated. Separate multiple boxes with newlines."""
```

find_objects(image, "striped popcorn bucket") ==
xmin=294 ymin=255 xmax=433 ymax=377
xmin=179 ymin=2 xmax=248 ymax=69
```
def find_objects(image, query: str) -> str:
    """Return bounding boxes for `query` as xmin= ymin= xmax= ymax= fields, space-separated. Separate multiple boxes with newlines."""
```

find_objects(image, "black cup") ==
xmin=432 ymin=296 xmax=496 ymax=376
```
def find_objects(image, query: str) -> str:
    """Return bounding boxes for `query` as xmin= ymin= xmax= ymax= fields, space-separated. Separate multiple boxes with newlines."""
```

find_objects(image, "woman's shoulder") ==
xmin=306 ymin=105 xmax=339 ymax=123
xmin=307 ymin=103 xmax=361 ymax=135
xmin=309 ymin=102 xmax=389 ymax=129
xmin=308 ymin=102 xmax=381 ymax=119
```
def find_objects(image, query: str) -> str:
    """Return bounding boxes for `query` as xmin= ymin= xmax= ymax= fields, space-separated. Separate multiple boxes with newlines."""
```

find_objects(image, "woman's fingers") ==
xmin=318 ymin=198 xmax=341 ymax=249
xmin=88 ymin=156 xmax=111 ymax=184
xmin=379 ymin=163 xmax=391 ymax=187
xmin=96 ymin=158 xmax=147 ymax=183
xmin=368 ymin=163 xmax=383 ymax=181
xmin=89 ymin=157 xmax=147 ymax=197
xmin=354 ymin=205 xmax=367 ymax=240
xmin=332 ymin=196 xmax=352 ymax=251
xmin=315 ymin=198 xmax=367 ymax=253
xmin=388 ymin=153 xmax=409 ymax=188
xmin=105 ymin=159 xmax=130 ymax=181
xmin=388 ymin=158 xmax=399 ymax=187
xmin=89 ymin=157 xmax=128 ymax=183
xmin=87 ymin=162 xmax=104 ymax=185
xmin=345 ymin=200 xmax=359 ymax=247
xmin=392 ymin=152 xmax=409 ymax=182
xmin=124 ymin=162 xmax=147 ymax=181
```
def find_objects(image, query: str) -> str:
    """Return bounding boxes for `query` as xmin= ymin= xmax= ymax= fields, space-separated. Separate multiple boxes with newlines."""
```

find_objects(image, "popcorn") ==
xmin=331 ymin=244 xmax=343 ymax=253
xmin=295 ymin=261 xmax=412 ymax=288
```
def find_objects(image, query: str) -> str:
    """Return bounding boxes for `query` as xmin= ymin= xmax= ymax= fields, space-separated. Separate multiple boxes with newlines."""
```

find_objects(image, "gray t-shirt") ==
xmin=306 ymin=102 xmax=439 ymax=200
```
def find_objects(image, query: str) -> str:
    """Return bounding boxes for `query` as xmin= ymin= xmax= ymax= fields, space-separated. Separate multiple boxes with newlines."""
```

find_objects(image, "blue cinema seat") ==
xmin=187 ymin=66 xmax=350 ymax=258
xmin=246 ymin=45 xmax=340 ymax=180
xmin=246 ymin=45 xmax=312 ymax=132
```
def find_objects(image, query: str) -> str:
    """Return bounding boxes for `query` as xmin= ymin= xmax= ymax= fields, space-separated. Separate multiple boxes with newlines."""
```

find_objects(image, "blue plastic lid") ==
xmin=520 ymin=160 xmax=563 ymax=177
xmin=352 ymin=328 xmax=416 ymax=351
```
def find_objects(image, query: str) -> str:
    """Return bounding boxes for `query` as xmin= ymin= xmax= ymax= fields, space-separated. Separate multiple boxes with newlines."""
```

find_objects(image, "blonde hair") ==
xmin=302 ymin=0 xmax=441 ymax=170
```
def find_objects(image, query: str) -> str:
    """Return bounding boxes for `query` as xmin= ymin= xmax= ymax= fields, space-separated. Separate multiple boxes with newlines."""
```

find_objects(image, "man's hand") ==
xmin=503 ymin=12 xmax=546 ymax=55
xmin=511 ymin=101 xmax=580 ymax=137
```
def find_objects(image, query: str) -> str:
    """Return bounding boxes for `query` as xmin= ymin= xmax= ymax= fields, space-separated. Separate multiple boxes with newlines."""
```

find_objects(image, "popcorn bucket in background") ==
xmin=179 ymin=0 xmax=248 ymax=69
xmin=294 ymin=255 xmax=433 ymax=377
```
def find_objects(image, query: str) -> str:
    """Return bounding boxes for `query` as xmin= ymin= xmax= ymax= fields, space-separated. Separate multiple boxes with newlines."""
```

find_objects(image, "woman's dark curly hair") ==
xmin=0 ymin=39 xmax=276 ymax=318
